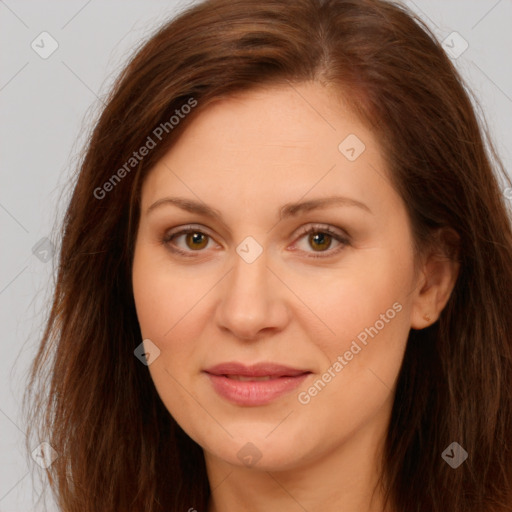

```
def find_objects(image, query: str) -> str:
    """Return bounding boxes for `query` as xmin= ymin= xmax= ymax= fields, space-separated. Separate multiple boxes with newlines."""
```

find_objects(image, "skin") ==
xmin=132 ymin=81 xmax=459 ymax=512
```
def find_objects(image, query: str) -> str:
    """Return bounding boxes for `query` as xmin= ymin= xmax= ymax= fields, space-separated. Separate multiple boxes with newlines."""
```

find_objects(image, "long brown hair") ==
xmin=24 ymin=0 xmax=512 ymax=511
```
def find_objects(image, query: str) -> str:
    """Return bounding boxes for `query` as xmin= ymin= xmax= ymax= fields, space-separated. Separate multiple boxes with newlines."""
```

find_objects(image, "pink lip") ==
xmin=204 ymin=362 xmax=311 ymax=406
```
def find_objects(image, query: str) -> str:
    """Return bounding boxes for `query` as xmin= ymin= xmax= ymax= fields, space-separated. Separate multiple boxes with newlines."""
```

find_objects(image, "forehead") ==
xmin=140 ymin=82 xmax=393 ymax=215
xmin=179 ymin=83 xmax=369 ymax=157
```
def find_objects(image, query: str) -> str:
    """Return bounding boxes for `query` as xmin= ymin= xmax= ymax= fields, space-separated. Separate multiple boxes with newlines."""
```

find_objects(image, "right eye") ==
xmin=162 ymin=225 xmax=219 ymax=257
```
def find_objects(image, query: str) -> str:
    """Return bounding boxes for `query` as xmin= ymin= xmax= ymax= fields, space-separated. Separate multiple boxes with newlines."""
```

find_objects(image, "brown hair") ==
xmin=24 ymin=0 xmax=512 ymax=511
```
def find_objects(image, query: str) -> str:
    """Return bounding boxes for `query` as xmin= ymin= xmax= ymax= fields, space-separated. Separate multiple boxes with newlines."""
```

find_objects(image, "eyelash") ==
xmin=161 ymin=223 xmax=350 ymax=259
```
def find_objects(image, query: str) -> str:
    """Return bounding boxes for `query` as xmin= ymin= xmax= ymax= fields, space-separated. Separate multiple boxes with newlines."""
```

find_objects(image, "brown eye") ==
xmin=293 ymin=224 xmax=349 ymax=259
xmin=185 ymin=232 xmax=209 ymax=250
xmin=308 ymin=232 xmax=333 ymax=251
xmin=163 ymin=226 xmax=216 ymax=256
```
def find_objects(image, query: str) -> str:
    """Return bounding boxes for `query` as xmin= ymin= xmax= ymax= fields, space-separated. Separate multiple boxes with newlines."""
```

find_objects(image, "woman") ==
xmin=24 ymin=0 xmax=512 ymax=511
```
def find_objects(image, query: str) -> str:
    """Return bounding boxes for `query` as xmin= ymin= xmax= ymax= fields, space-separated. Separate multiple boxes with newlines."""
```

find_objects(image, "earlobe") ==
xmin=410 ymin=229 xmax=460 ymax=330
xmin=410 ymin=310 xmax=433 ymax=331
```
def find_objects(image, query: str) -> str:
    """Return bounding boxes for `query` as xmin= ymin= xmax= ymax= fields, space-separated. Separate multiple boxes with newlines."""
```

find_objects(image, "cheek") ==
xmin=132 ymin=243 xmax=222 ymax=408
xmin=286 ymin=249 xmax=413 ymax=356
xmin=132 ymin=241 xmax=210 ymax=341
xmin=288 ymin=249 xmax=414 ymax=417
xmin=296 ymin=286 xmax=410 ymax=435
xmin=132 ymin=246 xmax=209 ymax=435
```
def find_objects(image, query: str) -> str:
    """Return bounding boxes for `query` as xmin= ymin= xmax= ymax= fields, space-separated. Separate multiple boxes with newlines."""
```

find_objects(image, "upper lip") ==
xmin=204 ymin=362 xmax=310 ymax=378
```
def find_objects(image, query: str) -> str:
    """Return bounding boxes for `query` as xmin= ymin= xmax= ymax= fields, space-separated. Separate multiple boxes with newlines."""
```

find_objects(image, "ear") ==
xmin=410 ymin=228 xmax=460 ymax=330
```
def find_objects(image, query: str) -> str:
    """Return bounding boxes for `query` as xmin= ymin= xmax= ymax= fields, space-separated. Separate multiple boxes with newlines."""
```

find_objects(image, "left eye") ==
xmin=292 ymin=225 xmax=349 ymax=257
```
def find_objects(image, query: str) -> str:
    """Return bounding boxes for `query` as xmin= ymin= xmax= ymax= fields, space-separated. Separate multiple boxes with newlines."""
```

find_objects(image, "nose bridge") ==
xmin=227 ymin=242 xmax=271 ymax=308
xmin=214 ymin=239 xmax=289 ymax=339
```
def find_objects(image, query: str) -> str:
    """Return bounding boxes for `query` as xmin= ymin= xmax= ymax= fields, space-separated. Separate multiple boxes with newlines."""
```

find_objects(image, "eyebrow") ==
xmin=146 ymin=195 xmax=372 ymax=220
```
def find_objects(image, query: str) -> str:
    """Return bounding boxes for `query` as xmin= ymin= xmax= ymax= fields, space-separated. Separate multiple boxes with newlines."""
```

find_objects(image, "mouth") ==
xmin=224 ymin=375 xmax=275 ymax=381
xmin=204 ymin=362 xmax=311 ymax=406
xmin=205 ymin=361 xmax=310 ymax=378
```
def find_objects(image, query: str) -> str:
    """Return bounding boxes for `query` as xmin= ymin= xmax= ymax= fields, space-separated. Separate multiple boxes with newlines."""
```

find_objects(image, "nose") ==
xmin=214 ymin=247 xmax=291 ymax=341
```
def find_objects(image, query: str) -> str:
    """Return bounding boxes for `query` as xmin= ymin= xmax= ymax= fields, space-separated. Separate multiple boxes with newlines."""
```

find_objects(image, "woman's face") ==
xmin=132 ymin=82 xmax=425 ymax=471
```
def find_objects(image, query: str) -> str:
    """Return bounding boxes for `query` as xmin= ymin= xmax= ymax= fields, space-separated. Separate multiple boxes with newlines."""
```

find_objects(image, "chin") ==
xmin=199 ymin=427 xmax=320 ymax=472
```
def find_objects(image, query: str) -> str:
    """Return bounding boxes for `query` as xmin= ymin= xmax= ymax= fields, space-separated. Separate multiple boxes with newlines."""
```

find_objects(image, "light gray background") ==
xmin=1 ymin=1 xmax=511 ymax=510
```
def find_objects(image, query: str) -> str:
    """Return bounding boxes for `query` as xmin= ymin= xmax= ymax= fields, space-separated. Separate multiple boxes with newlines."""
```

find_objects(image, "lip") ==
xmin=204 ymin=362 xmax=311 ymax=406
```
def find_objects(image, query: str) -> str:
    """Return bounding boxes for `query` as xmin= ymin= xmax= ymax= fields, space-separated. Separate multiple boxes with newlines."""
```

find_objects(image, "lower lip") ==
xmin=206 ymin=373 xmax=310 ymax=406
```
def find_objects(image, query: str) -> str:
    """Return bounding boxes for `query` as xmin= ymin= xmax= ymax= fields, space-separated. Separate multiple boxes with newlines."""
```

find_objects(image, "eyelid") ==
xmin=163 ymin=223 xmax=216 ymax=241
xmin=292 ymin=223 xmax=349 ymax=242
